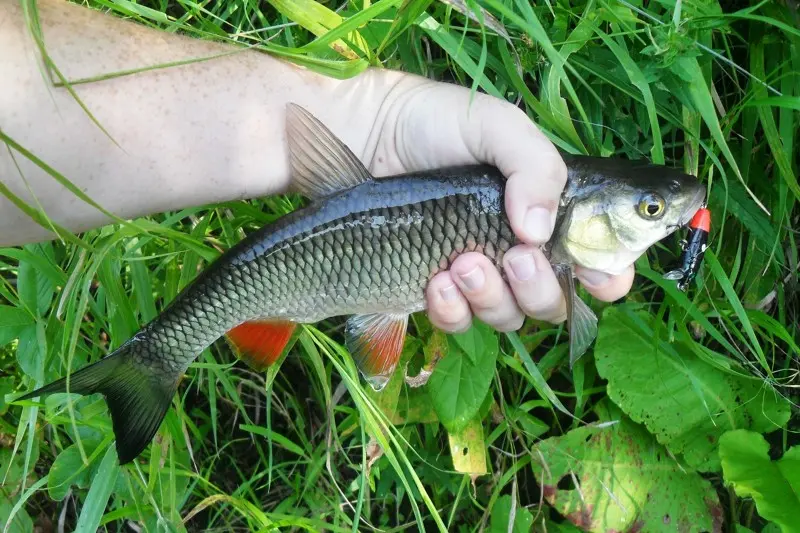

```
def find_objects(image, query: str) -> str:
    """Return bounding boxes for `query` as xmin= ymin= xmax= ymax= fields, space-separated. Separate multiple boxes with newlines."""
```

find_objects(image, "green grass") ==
xmin=2 ymin=0 xmax=799 ymax=531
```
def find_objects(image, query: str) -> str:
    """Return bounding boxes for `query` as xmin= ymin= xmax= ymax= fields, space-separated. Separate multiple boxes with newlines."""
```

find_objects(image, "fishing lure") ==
xmin=664 ymin=205 xmax=711 ymax=291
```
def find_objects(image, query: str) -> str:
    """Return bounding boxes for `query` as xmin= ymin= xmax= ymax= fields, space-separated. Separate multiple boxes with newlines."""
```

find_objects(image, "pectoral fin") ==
xmin=555 ymin=266 xmax=598 ymax=368
xmin=345 ymin=313 xmax=409 ymax=391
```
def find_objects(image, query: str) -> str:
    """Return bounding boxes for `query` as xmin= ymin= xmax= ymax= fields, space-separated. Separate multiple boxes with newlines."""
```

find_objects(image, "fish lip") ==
xmin=680 ymin=186 xmax=706 ymax=227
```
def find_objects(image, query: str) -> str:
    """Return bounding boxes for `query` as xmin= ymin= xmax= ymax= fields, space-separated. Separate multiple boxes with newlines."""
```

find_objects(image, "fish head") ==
xmin=558 ymin=156 xmax=706 ymax=275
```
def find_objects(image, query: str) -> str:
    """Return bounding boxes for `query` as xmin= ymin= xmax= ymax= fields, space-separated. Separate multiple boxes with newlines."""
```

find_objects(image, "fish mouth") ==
xmin=679 ymin=186 xmax=706 ymax=227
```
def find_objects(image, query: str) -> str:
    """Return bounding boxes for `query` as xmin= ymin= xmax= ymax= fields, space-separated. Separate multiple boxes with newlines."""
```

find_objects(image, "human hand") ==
xmin=360 ymin=71 xmax=635 ymax=333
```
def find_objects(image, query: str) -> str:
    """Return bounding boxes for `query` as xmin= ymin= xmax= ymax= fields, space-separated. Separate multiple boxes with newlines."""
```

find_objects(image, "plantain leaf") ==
xmin=594 ymin=306 xmax=790 ymax=472
xmin=530 ymin=401 xmax=722 ymax=532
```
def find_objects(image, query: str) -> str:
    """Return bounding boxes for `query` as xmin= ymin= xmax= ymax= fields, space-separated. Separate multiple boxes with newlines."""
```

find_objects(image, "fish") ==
xmin=663 ymin=205 xmax=710 ymax=291
xmin=17 ymin=104 xmax=706 ymax=464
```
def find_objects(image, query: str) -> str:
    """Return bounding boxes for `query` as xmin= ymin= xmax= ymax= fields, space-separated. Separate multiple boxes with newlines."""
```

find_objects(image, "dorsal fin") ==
xmin=285 ymin=103 xmax=373 ymax=200
xmin=345 ymin=313 xmax=409 ymax=391
xmin=226 ymin=319 xmax=297 ymax=371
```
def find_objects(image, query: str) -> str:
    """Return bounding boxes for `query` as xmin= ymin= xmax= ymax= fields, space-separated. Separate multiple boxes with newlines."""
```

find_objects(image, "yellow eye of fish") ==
xmin=638 ymin=193 xmax=665 ymax=219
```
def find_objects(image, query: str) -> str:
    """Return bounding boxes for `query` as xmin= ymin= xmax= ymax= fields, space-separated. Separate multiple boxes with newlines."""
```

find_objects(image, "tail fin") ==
xmin=17 ymin=340 xmax=179 ymax=464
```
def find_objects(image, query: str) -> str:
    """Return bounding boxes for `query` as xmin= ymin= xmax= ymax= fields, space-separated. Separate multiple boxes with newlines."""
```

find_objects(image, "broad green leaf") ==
xmin=448 ymin=415 xmax=486 ymax=475
xmin=530 ymin=402 xmax=721 ymax=532
xmin=47 ymin=437 xmax=105 ymax=501
xmin=0 ymin=445 xmax=38 ymax=494
xmin=17 ymin=245 xmax=56 ymax=317
xmin=451 ymin=323 xmax=488 ymax=365
xmin=428 ymin=321 xmax=498 ymax=432
xmin=505 ymin=406 xmax=549 ymax=439
xmin=0 ymin=306 xmax=34 ymax=346
xmin=48 ymin=444 xmax=89 ymax=501
xmin=490 ymin=495 xmax=533 ymax=533
xmin=541 ymin=523 xmax=583 ymax=533
xmin=16 ymin=323 xmax=46 ymax=381
xmin=0 ymin=248 xmax=66 ymax=287
xmin=392 ymin=386 xmax=438 ymax=425
xmin=720 ymin=430 xmax=800 ymax=533
xmin=595 ymin=306 xmax=789 ymax=472
xmin=0 ymin=496 xmax=33 ymax=533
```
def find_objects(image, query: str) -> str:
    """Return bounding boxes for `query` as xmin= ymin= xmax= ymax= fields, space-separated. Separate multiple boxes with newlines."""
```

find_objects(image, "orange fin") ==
xmin=226 ymin=320 xmax=297 ymax=371
xmin=345 ymin=313 xmax=408 ymax=391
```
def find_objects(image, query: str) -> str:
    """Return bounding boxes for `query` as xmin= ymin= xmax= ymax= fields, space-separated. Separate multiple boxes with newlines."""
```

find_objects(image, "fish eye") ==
xmin=638 ymin=193 xmax=666 ymax=219
xmin=669 ymin=180 xmax=681 ymax=193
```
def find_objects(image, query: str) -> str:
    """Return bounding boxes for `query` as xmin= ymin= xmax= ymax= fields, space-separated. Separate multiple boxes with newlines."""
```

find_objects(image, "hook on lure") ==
xmin=663 ymin=205 xmax=711 ymax=291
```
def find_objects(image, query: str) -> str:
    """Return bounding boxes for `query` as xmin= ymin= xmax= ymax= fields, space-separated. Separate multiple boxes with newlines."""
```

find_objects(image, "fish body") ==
xmin=19 ymin=104 xmax=705 ymax=464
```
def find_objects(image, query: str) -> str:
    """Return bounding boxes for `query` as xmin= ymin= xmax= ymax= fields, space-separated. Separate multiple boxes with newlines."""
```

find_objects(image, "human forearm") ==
xmin=0 ymin=0 xmax=399 ymax=246
xmin=0 ymin=0 xmax=636 ymax=335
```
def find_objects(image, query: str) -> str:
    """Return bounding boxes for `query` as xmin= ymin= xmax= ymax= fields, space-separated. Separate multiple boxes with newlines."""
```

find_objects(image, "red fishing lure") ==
xmin=664 ymin=205 xmax=710 ymax=291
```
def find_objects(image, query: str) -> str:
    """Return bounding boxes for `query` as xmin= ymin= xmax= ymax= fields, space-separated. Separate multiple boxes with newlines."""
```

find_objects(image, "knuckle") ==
xmin=495 ymin=314 xmax=525 ymax=332
xmin=428 ymin=301 xmax=471 ymax=330
xmin=520 ymin=291 xmax=565 ymax=321
xmin=469 ymin=286 xmax=504 ymax=309
xmin=433 ymin=313 xmax=473 ymax=333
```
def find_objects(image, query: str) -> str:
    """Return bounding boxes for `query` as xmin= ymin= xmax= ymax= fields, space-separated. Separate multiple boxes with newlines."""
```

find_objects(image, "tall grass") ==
xmin=2 ymin=0 xmax=798 ymax=531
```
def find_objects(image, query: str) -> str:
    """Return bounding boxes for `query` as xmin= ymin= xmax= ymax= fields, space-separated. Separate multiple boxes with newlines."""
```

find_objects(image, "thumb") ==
xmin=458 ymin=94 xmax=567 ymax=245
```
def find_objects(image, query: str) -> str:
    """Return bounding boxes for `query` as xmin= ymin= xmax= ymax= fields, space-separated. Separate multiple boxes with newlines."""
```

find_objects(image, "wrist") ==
xmin=323 ymin=67 xmax=408 ymax=162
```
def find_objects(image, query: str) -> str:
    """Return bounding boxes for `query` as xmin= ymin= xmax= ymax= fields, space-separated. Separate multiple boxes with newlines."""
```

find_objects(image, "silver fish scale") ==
xmin=138 ymin=172 xmax=514 ymax=373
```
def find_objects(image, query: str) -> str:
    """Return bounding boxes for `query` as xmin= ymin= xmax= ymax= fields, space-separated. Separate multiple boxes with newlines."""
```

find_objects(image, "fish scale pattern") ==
xmin=140 ymin=188 xmax=514 ymax=373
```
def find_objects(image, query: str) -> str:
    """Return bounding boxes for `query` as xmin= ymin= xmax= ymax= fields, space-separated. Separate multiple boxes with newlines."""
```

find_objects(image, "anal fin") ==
xmin=345 ymin=313 xmax=409 ymax=391
xmin=226 ymin=320 xmax=297 ymax=371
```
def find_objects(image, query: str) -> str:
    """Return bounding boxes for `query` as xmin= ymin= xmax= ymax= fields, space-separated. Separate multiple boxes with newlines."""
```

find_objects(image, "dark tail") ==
xmin=17 ymin=339 xmax=179 ymax=464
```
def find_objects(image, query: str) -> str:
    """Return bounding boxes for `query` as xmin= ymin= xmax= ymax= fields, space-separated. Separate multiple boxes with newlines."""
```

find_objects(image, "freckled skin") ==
xmin=0 ymin=0 xmax=394 ymax=245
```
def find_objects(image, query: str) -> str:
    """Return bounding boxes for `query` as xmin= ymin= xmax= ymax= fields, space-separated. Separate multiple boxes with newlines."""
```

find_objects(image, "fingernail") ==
xmin=524 ymin=207 xmax=555 ymax=244
xmin=579 ymin=269 xmax=610 ymax=288
xmin=459 ymin=266 xmax=485 ymax=291
xmin=509 ymin=253 xmax=536 ymax=281
xmin=440 ymin=284 xmax=459 ymax=301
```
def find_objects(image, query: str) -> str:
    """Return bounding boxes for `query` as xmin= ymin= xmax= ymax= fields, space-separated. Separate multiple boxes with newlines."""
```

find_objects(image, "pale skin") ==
xmin=0 ymin=0 xmax=634 ymax=335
